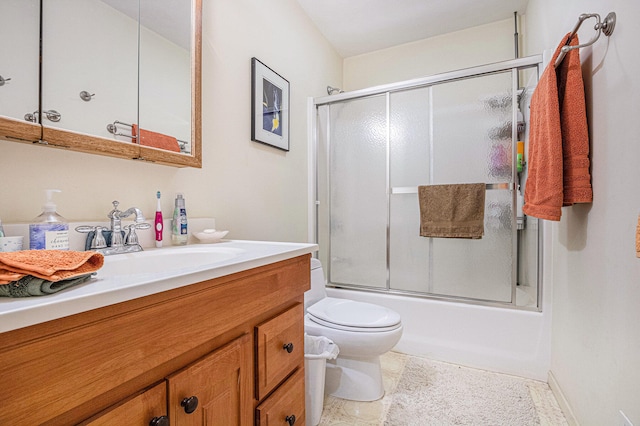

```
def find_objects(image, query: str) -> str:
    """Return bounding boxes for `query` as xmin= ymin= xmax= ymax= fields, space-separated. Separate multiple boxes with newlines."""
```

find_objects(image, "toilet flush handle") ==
xmin=283 ymin=342 xmax=294 ymax=353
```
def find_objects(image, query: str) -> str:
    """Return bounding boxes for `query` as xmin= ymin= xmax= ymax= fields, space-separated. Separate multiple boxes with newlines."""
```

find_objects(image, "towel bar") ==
xmin=554 ymin=12 xmax=616 ymax=68
xmin=106 ymin=120 xmax=188 ymax=151
xmin=391 ymin=183 xmax=512 ymax=194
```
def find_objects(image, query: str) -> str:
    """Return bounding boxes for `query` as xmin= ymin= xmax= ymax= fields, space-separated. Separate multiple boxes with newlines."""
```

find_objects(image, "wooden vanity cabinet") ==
xmin=0 ymin=254 xmax=310 ymax=425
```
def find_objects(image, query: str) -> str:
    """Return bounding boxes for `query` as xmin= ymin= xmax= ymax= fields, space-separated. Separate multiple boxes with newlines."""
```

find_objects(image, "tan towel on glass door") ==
xmin=523 ymin=33 xmax=592 ymax=221
xmin=418 ymin=183 xmax=485 ymax=239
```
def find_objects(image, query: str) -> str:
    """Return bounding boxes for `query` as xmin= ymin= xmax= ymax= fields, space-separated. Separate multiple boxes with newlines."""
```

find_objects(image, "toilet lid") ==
xmin=307 ymin=297 xmax=401 ymax=332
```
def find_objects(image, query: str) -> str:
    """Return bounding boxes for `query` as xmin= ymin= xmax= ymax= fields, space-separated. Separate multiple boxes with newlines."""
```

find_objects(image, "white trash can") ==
xmin=304 ymin=333 xmax=339 ymax=426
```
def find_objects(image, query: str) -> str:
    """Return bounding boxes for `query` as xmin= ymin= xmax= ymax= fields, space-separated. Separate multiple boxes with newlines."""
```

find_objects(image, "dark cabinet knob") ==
xmin=285 ymin=414 xmax=296 ymax=425
xmin=283 ymin=342 xmax=294 ymax=353
xmin=181 ymin=395 xmax=199 ymax=414
xmin=149 ymin=415 xmax=169 ymax=426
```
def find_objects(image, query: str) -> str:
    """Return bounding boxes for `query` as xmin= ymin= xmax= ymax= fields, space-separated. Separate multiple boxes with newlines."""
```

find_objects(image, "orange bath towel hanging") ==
xmin=523 ymin=34 xmax=593 ymax=221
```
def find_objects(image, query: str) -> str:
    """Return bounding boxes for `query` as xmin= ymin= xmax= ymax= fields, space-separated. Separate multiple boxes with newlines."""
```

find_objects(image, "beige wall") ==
xmin=0 ymin=0 xmax=342 ymax=243
xmin=525 ymin=0 xmax=640 ymax=425
xmin=343 ymin=18 xmax=519 ymax=91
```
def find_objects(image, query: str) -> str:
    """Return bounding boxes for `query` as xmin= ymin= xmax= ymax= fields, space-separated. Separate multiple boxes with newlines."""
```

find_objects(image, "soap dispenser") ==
xmin=29 ymin=189 xmax=69 ymax=250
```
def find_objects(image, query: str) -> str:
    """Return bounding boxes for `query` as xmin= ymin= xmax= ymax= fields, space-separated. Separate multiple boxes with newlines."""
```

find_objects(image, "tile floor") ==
xmin=318 ymin=352 xmax=568 ymax=425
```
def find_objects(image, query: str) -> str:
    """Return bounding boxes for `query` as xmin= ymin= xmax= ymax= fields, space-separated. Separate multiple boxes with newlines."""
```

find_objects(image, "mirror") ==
xmin=0 ymin=0 xmax=201 ymax=168
xmin=0 ymin=0 xmax=41 ymax=142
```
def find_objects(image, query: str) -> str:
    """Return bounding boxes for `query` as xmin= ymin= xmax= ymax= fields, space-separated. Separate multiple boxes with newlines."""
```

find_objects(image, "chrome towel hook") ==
xmin=0 ymin=75 xmax=11 ymax=86
xmin=554 ymin=12 xmax=616 ymax=68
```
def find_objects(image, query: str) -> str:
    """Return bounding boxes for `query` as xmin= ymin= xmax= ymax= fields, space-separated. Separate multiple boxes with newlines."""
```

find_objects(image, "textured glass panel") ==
xmin=431 ymin=189 xmax=513 ymax=302
xmin=390 ymin=194 xmax=430 ymax=292
xmin=431 ymin=72 xmax=513 ymax=184
xmin=329 ymin=96 xmax=387 ymax=288
xmin=389 ymin=88 xmax=431 ymax=187
xmin=389 ymin=88 xmax=431 ymax=292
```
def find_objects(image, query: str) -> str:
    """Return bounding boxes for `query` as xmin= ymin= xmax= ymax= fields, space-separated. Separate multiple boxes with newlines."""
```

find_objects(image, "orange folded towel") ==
xmin=523 ymin=33 xmax=593 ymax=221
xmin=557 ymin=35 xmax=593 ymax=205
xmin=132 ymin=124 xmax=180 ymax=153
xmin=0 ymin=250 xmax=104 ymax=285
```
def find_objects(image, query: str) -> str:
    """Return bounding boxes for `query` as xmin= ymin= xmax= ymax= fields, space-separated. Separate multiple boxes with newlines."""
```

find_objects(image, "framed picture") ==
xmin=251 ymin=57 xmax=290 ymax=151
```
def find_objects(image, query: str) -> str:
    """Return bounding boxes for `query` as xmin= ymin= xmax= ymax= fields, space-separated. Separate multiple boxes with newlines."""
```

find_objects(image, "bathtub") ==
xmin=326 ymin=286 xmax=552 ymax=381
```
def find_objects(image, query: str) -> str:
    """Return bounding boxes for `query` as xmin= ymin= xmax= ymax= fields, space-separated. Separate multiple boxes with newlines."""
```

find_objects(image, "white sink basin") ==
xmin=99 ymin=246 xmax=245 ymax=277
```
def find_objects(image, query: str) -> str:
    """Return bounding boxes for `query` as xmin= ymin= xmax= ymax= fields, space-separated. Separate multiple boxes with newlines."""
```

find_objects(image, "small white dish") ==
xmin=193 ymin=229 xmax=229 ymax=244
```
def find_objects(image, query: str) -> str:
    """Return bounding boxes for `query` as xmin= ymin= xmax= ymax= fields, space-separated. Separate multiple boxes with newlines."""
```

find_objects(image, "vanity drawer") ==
xmin=256 ymin=368 xmax=305 ymax=426
xmin=255 ymin=303 xmax=304 ymax=400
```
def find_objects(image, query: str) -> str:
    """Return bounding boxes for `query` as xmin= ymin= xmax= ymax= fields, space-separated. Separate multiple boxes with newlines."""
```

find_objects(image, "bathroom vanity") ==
xmin=0 ymin=241 xmax=316 ymax=425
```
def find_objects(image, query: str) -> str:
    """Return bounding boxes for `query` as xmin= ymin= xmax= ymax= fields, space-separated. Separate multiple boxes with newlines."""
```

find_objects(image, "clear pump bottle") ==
xmin=29 ymin=189 xmax=69 ymax=250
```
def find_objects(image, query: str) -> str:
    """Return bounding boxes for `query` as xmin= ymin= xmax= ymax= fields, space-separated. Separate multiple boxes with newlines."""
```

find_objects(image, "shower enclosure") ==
xmin=313 ymin=56 xmax=543 ymax=310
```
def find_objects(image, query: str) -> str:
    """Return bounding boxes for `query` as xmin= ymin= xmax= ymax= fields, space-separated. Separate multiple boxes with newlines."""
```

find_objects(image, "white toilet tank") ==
xmin=305 ymin=258 xmax=327 ymax=310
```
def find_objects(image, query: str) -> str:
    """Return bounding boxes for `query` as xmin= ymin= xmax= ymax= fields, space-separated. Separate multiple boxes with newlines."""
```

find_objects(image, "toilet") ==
xmin=304 ymin=258 xmax=403 ymax=401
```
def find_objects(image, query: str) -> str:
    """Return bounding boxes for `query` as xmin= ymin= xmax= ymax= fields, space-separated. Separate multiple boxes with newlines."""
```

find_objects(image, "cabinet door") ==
xmin=256 ymin=368 xmax=305 ymax=426
xmin=81 ymin=382 xmax=167 ymax=426
xmin=255 ymin=304 xmax=304 ymax=400
xmin=168 ymin=334 xmax=252 ymax=426
xmin=0 ymin=0 xmax=41 ymax=142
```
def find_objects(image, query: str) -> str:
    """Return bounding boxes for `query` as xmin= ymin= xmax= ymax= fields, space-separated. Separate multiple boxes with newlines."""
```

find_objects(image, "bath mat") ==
xmin=384 ymin=356 xmax=540 ymax=426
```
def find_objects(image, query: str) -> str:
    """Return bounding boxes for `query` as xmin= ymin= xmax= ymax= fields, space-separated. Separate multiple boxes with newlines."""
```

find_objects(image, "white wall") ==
xmin=525 ymin=1 xmax=640 ymax=425
xmin=0 ymin=0 xmax=342 ymax=245
xmin=343 ymin=18 xmax=519 ymax=91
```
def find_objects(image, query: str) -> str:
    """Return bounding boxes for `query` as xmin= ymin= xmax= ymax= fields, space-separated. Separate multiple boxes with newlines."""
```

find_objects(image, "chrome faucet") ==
xmin=76 ymin=201 xmax=151 ymax=255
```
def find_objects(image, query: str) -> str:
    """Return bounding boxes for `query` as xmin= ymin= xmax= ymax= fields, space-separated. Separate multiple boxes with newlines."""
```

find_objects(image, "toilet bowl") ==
xmin=304 ymin=258 xmax=403 ymax=401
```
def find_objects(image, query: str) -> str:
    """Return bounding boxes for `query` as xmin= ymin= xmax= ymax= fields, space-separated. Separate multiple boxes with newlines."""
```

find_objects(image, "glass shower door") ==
xmin=322 ymin=95 xmax=388 ymax=289
xmin=429 ymin=71 xmax=515 ymax=302
xmin=388 ymin=72 xmax=515 ymax=302
xmin=315 ymin=57 xmax=541 ymax=308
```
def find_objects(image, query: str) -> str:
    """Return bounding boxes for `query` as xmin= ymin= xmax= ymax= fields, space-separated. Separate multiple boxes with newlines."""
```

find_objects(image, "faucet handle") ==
xmin=74 ymin=225 xmax=108 ymax=250
xmin=92 ymin=227 xmax=108 ymax=249
xmin=75 ymin=225 xmax=95 ymax=234
xmin=124 ymin=223 xmax=150 ymax=245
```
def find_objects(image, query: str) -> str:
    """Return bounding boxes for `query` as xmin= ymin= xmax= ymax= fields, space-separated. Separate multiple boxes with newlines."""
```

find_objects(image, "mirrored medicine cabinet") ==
xmin=0 ymin=0 xmax=202 ymax=168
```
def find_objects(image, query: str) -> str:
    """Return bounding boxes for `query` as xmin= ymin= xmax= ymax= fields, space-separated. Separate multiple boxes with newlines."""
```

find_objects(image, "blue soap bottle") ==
xmin=29 ymin=189 xmax=69 ymax=250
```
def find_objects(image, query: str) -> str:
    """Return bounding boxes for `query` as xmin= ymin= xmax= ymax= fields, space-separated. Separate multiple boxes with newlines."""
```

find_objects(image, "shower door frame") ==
xmin=311 ymin=54 xmax=544 ymax=311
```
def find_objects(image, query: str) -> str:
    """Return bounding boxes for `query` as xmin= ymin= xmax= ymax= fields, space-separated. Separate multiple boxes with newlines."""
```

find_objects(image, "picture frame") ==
xmin=251 ymin=57 xmax=290 ymax=151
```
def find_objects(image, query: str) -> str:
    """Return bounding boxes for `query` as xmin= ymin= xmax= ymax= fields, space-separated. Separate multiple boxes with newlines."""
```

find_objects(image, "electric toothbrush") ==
xmin=155 ymin=191 xmax=163 ymax=247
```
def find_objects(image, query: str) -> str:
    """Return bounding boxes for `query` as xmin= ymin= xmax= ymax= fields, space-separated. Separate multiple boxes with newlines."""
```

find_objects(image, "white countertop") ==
xmin=0 ymin=240 xmax=317 ymax=333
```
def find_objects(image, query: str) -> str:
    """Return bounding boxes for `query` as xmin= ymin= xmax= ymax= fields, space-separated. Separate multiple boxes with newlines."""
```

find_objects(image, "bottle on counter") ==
xmin=29 ymin=189 xmax=69 ymax=250
xmin=171 ymin=193 xmax=188 ymax=245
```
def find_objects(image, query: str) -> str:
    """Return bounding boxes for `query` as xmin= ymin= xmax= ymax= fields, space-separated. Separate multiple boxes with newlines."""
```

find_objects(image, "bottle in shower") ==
xmin=171 ymin=193 xmax=188 ymax=245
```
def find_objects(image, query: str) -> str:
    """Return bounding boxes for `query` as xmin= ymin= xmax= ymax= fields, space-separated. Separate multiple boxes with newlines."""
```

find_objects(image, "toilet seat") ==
xmin=307 ymin=297 xmax=401 ymax=332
